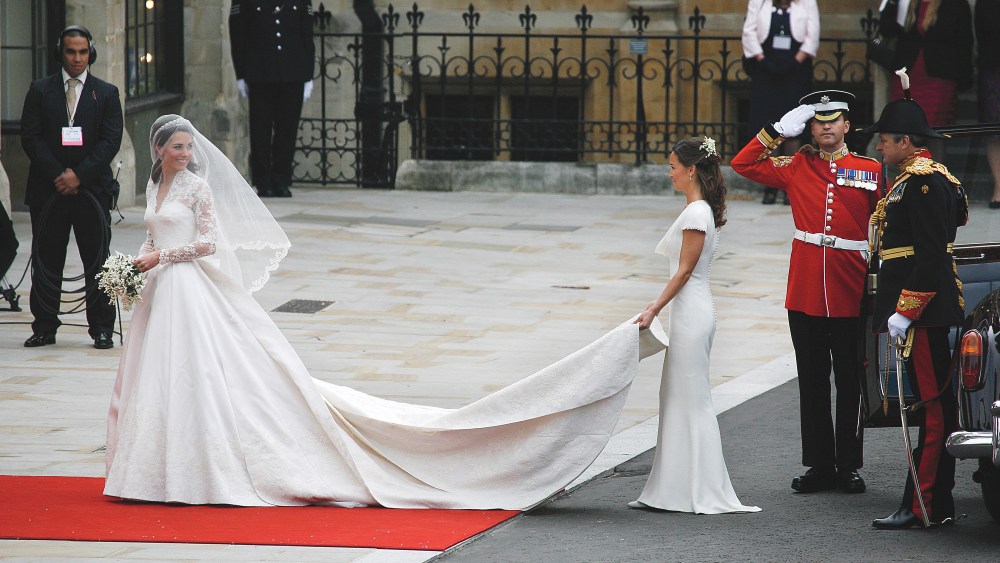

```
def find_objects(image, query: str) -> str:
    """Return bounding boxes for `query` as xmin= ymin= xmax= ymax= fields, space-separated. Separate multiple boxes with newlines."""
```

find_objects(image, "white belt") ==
xmin=794 ymin=229 xmax=868 ymax=251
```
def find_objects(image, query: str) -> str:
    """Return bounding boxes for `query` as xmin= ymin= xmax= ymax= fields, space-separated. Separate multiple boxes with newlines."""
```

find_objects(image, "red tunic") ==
xmin=731 ymin=126 xmax=881 ymax=317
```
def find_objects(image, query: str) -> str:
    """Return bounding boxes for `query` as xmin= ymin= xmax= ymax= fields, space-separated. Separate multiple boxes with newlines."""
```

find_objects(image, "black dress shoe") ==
xmin=791 ymin=467 xmax=837 ymax=493
xmin=94 ymin=332 xmax=114 ymax=349
xmin=24 ymin=332 xmax=56 ymax=347
xmin=257 ymin=187 xmax=274 ymax=197
xmin=274 ymin=185 xmax=292 ymax=197
xmin=762 ymin=189 xmax=777 ymax=204
xmin=990 ymin=201 xmax=1000 ymax=209
xmin=837 ymin=469 xmax=866 ymax=493
xmin=872 ymin=508 xmax=924 ymax=529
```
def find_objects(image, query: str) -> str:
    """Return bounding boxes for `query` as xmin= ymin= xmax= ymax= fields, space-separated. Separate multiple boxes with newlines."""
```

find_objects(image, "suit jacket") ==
xmin=20 ymin=72 xmax=123 ymax=209
xmin=229 ymin=0 xmax=315 ymax=83
xmin=873 ymin=153 xmax=966 ymax=330
xmin=742 ymin=0 xmax=820 ymax=58
xmin=731 ymin=126 xmax=881 ymax=318
xmin=879 ymin=0 xmax=974 ymax=90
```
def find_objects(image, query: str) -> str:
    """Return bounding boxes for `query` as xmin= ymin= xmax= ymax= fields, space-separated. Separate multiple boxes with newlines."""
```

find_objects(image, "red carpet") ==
xmin=0 ymin=476 xmax=519 ymax=550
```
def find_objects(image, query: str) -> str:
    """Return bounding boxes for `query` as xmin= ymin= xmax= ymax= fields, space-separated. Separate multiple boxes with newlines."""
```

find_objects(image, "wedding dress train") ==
xmin=104 ymin=172 xmax=670 ymax=509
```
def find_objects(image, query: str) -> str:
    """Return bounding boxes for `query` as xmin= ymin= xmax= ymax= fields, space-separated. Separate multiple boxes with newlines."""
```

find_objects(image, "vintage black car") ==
xmin=946 ymin=244 xmax=1000 ymax=521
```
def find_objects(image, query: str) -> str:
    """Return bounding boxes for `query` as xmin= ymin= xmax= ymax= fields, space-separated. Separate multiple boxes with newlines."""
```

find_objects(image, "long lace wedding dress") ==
xmin=632 ymin=200 xmax=760 ymax=514
xmin=104 ymin=169 xmax=669 ymax=509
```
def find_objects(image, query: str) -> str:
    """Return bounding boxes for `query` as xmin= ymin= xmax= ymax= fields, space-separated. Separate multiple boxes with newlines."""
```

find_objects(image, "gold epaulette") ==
xmin=903 ymin=157 xmax=962 ymax=187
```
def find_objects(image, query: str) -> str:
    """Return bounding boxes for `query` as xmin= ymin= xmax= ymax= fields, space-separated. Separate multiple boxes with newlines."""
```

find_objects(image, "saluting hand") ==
xmin=774 ymin=104 xmax=816 ymax=138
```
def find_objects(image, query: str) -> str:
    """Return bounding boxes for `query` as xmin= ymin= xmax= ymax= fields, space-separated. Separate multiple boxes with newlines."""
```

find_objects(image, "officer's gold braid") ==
xmin=868 ymin=195 xmax=890 ymax=255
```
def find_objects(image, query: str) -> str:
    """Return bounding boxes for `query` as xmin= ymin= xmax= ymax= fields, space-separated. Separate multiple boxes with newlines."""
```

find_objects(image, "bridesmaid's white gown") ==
xmin=104 ymin=170 xmax=669 ymax=509
xmin=634 ymin=200 xmax=760 ymax=514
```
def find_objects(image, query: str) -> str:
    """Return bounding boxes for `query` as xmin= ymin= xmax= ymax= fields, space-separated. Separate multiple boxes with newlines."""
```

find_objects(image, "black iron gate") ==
xmin=295 ymin=3 xmax=878 ymax=188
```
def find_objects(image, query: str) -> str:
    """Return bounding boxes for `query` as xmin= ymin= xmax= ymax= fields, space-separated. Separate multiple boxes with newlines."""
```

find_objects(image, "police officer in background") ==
xmin=229 ymin=0 xmax=315 ymax=197
xmin=731 ymin=90 xmax=881 ymax=496
xmin=869 ymin=72 xmax=966 ymax=530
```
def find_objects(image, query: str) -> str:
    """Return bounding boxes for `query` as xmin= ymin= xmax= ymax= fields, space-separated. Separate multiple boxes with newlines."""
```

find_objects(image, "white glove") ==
xmin=303 ymin=80 xmax=314 ymax=102
xmin=236 ymin=79 xmax=249 ymax=98
xmin=887 ymin=312 xmax=913 ymax=340
xmin=773 ymin=104 xmax=816 ymax=138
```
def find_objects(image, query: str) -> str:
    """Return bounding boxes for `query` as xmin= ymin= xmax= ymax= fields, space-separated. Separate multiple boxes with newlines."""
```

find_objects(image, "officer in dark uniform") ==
xmin=229 ymin=0 xmax=315 ymax=197
xmin=868 ymin=74 xmax=967 ymax=529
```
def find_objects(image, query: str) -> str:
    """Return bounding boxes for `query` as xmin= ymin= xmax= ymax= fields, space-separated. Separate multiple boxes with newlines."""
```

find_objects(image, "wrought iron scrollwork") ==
xmin=298 ymin=3 xmax=875 ymax=187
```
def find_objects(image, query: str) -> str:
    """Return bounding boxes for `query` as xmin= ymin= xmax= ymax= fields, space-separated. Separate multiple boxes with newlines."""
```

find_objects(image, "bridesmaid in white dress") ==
xmin=629 ymin=137 xmax=761 ymax=514
xmin=103 ymin=115 xmax=671 ymax=509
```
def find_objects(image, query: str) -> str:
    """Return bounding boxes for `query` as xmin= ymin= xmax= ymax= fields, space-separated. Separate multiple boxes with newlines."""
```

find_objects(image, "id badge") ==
xmin=772 ymin=35 xmax=792 ymax=50
xmin=62 ymin=126 xmax=83 ymax=146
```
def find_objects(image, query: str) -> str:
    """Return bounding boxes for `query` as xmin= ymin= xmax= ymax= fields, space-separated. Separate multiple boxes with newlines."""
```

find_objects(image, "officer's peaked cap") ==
xmin=799 ymin=90 xmax=854 ymax=122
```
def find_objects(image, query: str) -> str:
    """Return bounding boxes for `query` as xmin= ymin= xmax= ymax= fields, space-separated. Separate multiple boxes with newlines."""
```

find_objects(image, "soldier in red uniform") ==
xmin=869 ymin=73 xmax=966 ymax=530
xmin=732 ymin=90 xmax=880 ymax=494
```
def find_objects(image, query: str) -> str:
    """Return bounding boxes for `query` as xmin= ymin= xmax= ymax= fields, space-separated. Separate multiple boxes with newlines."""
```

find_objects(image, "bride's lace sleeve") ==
xmin=138 ymin=181 xmax=155 ymax=255
xmin=138 ymin=232 xmax=155 ymax=255
xmin=158 ymin=176 xmax=219 ymax=264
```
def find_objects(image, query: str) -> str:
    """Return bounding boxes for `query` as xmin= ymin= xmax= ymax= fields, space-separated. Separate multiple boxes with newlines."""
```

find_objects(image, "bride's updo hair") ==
xmin=149 ymin=115 xmax=198 ymax=183
xmin=672 ymin=136 xmax=727 ymax=228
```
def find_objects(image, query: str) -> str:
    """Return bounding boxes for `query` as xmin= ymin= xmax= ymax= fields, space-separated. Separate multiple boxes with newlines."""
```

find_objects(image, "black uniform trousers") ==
xmin=899 ymin=326 xmax=957 ymax=521
xmin=788 ymin=310 xmax=864 ymax=471
xmin=248 ymin=81 xmax=305 ymax=191
xmin=28 ymin=193 xmax=115 ymax=338
xmin=0 ymin=204 xmax=17 ymax=280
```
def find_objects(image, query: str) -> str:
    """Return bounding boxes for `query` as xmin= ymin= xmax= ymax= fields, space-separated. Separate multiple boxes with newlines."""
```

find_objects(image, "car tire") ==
xmin=977 ymin=459 xmax=1000 ymax=522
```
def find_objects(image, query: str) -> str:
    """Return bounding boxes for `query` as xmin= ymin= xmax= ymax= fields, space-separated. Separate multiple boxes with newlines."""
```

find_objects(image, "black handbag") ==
xmin=866 ymin=35 xmax=897 ymax=70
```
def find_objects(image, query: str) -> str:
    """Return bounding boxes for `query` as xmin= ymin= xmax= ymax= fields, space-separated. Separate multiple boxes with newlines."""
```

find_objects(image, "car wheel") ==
xmin=977 ymin=459 xmax=1000 ymax=522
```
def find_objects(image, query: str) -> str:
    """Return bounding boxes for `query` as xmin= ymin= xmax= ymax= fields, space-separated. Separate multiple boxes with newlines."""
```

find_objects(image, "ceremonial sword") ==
xmin=894 ymin=327 xmax=931 ymax=528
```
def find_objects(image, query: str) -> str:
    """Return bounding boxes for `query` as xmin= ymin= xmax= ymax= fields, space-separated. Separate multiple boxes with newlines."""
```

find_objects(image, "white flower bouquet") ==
xmin=96 ymin=252 xmax=147 ymax=311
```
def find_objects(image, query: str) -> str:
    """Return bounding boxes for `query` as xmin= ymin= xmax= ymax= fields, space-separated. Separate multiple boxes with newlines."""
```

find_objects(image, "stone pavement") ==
xmin=0 ymin=188 xmax=996 ymax=561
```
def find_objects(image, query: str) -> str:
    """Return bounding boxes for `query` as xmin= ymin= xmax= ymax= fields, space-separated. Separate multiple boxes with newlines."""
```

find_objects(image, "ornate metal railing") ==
xmin=297 ymin=4 xmax=878 ymax=187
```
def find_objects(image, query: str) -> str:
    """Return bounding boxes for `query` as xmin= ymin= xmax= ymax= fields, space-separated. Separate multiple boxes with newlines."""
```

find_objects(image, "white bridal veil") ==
xmin=148 ymin=114 xmax=290 ymax=292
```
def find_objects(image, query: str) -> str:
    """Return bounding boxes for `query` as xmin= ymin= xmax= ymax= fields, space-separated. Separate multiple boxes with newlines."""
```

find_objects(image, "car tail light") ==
xmin=960 ymin=330 xmax=983 ymax=391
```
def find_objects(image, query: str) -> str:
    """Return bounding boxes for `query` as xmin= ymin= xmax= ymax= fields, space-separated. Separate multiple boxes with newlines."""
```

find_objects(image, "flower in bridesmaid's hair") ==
xmin=699 ymin=136 xmax=718 ymax=158
xmin=97 ymin=252 xmax=147 ymax=311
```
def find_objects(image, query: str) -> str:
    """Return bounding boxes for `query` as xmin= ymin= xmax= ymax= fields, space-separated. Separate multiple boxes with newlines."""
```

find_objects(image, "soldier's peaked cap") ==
xmin=799 ymin=89 xmax=855 ymax=122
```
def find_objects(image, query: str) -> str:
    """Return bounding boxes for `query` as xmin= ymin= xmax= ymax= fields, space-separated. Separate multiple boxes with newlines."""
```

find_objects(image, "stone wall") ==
xmin=181 ymin=0 xmax=246 ymax=180
xmin=395 ymin=159 xmax=760 ymax=197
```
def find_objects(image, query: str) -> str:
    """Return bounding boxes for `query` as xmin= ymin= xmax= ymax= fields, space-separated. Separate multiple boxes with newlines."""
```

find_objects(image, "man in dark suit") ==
xmin=229 ymin=0 xmax=315 ymax=197
xmin=868 ymin=81 xmax=966 ymax=530
xmin=20 ymin=25 xmax=122 ymax=349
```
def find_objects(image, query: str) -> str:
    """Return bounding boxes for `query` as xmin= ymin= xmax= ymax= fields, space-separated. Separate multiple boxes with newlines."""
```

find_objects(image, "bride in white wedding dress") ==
xmin=629 ymin=137 xmax=760 ymax=514
xmin=104 ymin=115 xmax=670 ymax=510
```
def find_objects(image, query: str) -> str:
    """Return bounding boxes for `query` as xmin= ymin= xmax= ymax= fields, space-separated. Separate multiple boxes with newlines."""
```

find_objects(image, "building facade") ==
xmin=1 ymin=0 xmax=882 ymax=209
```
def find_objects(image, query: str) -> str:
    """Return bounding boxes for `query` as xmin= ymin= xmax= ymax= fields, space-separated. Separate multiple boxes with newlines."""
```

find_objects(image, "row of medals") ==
xmin=834 ymin=166 xmax=878 ymax=191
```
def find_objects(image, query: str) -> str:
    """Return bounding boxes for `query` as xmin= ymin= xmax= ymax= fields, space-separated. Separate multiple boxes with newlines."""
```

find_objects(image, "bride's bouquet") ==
xmin=97 ymin=252 xmax=147 ymax=311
